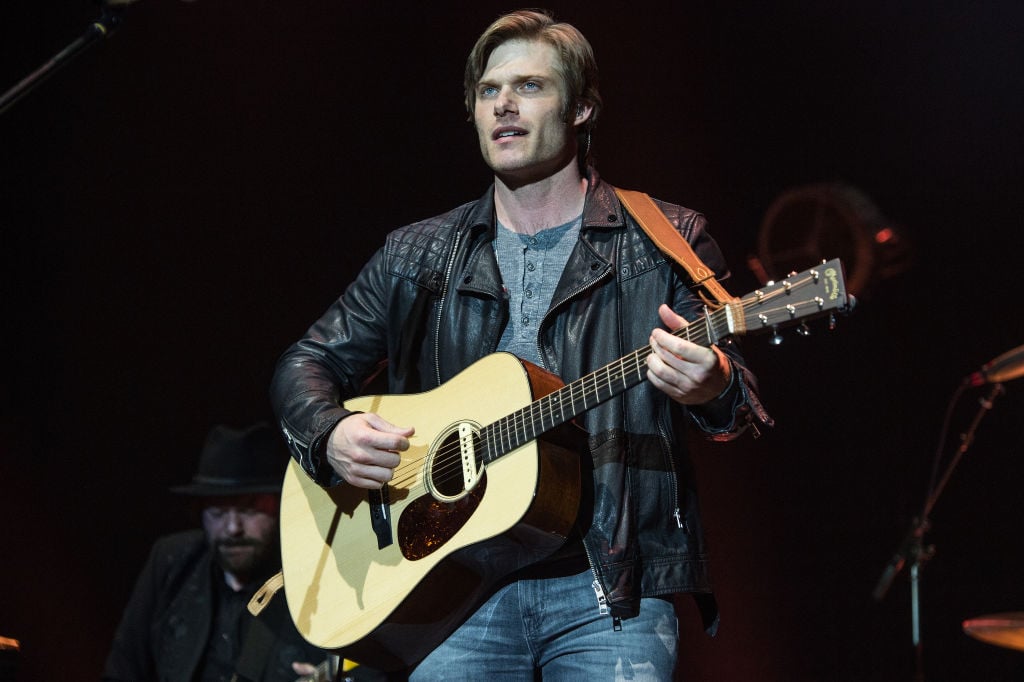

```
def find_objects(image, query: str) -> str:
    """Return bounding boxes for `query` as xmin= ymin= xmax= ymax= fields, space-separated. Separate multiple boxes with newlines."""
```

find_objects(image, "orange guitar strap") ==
xmin=614 ymin=188 xmax=736 ymax=308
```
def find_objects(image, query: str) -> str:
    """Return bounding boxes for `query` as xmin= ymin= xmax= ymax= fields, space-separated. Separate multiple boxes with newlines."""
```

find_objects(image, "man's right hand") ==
xmin=327 ymin=413 xmax=414 ymax=489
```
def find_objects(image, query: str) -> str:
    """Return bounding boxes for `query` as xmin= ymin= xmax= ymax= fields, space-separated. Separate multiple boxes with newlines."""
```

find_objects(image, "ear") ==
xmin=573 ymin=101 xmax=594 ymax=126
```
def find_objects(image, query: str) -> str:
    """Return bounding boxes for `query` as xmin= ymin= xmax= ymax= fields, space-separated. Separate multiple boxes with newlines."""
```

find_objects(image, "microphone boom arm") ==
xmin=0 ymin=5 xmax=125 ymax=116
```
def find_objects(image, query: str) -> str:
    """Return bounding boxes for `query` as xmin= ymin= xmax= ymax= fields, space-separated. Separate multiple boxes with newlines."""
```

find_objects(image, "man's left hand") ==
xmin=646 ymin=304 xmax=731 ymax=405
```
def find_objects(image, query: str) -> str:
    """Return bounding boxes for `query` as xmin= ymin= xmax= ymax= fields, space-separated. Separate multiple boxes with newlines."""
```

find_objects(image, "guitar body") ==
xmin=279 ymin=352 xmax=582 ymax=670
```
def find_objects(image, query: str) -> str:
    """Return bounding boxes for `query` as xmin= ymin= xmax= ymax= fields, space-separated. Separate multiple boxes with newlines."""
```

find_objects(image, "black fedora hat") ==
xmin=171 ymin=423 xmax=289 ymax=496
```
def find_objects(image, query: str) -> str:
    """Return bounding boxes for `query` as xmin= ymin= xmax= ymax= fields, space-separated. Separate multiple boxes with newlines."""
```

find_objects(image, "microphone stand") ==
xmin=0 ymin=5 xmax=125 ymax=116
xmin=873 ymin=381 xmax=1006 ymax=681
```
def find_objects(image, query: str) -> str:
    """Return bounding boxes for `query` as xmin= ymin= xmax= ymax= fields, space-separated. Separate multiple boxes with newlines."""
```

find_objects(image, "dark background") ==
xmin=2 ymin=2 xmax=1023 ymax=680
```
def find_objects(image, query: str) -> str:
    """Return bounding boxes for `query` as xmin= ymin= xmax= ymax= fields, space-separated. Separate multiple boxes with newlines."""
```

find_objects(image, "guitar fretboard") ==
xmin=479 ymin=309 xmax=728 ymax=463
xmin=473 ymin=258 xmax=848 ymax=464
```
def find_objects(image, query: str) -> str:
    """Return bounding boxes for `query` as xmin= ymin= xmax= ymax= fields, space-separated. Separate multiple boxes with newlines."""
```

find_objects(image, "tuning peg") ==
xmin=770 ymin=326 xmax=783 ymax=345
xmin=828 ymin=313 xmax=837 ymax=331
xmin=797 ymin=322 xmax=811 ymax=337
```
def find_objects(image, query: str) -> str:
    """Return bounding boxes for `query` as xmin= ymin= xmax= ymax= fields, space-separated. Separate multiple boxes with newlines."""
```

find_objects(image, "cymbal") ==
xmin=962 ymin=612 xmax=1024 ymax=652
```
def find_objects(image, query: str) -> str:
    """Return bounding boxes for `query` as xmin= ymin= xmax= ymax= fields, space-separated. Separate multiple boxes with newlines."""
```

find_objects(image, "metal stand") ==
xmin=872 ymin=381 xmax=1005 ymax=680
xmin=0 ymin=5 xmax=125 ymax=116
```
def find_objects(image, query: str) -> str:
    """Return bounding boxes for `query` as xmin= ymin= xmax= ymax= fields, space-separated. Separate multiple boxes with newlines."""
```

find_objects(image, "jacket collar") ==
xmin=455 ymin=167 xmax=624 ymax=299
xmin=461 ymin=166 xmax=626 ymax=238
xmin=581 ymin=167 xmax=628 ymax=232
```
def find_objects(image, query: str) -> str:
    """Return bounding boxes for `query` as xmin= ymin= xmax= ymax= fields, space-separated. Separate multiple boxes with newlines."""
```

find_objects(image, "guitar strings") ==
xmin=389 ymin=274 xmax=822 ymax=495
xmin=387 ymin=271 xmax=822 ymax=492
xmin=386 ymin=272 xmax=825 ymax=494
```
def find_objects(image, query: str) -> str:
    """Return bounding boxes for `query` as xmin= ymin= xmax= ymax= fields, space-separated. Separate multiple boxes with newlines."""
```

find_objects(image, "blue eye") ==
xmin=480 ymin=85 xmax=498 ymax=98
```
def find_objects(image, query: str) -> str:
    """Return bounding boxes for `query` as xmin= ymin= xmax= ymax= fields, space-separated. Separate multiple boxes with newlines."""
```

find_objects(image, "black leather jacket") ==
xmin=270 ymin=169 xmax=771 ymax=631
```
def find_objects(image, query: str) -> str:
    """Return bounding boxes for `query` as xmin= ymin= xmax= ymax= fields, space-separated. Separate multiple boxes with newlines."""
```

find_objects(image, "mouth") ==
xmin=220 ymin=544 xmax=254 ymax=555
xmin=217 ymin=539 xmax=258 ymax=554
xmin=493 ymin=126 xmax=527 ymax=141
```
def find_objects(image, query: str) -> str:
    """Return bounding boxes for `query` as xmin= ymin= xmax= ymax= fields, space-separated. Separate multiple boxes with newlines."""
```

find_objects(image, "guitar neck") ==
xmin=479 ymin=258 xmax=850 ymax=463
xmin=480 ymin=302 xmax=729 ymax=463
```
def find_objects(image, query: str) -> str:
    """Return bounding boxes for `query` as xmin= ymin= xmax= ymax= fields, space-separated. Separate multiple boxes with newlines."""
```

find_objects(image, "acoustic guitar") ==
xmin=278 ymin=259 xmax=851 ymax=670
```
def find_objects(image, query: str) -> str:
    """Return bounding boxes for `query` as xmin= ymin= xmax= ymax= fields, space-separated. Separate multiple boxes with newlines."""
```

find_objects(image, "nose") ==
xmin=223 ymin=509 xmax=244 ymax=535
xmin=494 ymin=86 xmax=518 ymax=117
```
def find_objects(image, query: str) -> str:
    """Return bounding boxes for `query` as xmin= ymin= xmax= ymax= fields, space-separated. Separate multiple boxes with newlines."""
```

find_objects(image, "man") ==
xmin=102 ymin=423 xmax=358 ymax=682
xmin=270 ymin=9 xmax=771 ymax=681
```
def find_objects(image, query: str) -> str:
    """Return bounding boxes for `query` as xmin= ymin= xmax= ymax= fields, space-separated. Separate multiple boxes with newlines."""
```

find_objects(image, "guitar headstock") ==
xmin=737 ymin=258 xmax=853 ymax=343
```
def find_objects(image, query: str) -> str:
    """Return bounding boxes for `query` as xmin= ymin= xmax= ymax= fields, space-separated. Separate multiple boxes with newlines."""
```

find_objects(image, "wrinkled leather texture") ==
xmin=270 ymin=170 xmax=771 ymax=627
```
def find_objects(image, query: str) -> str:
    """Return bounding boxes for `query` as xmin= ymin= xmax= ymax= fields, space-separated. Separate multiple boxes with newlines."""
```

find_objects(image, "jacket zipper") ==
xmin=656 ymin=407 xmax=685 ymax=531
xmin=279 ymin=420 xmax=310 ymax=453
xmin=587 ymin=552 xmax=621 ymax=630
xmin=535 ymin=258 xmax=611 ymax=367
xmin=432 ymin=229 xmax=464 ymax=387
xmin=583 ymin=542 xmax=618 ymax=628
xmin=279 ymin=419 xmax=317 ymax=476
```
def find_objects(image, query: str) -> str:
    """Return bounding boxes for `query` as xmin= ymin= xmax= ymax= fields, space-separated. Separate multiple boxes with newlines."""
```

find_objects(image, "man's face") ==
xmin=201 ymin=493 xmax=279 ymax=583
xmin=473 ymin=39 xmax=582 ymax=183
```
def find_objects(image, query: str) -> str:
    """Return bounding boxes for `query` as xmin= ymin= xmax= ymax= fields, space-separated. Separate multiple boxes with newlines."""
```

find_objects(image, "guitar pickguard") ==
xmin=397 ymin=474 xmax=487 ymax=561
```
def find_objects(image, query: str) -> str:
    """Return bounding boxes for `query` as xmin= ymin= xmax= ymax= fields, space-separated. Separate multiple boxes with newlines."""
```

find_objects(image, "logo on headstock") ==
xmin=824 ymin=267 xmax=840 ymax=301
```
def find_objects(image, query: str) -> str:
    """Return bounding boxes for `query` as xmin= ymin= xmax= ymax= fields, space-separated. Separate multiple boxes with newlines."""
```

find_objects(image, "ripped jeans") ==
xmin=408 ymin=567 xmax=678 ymax=681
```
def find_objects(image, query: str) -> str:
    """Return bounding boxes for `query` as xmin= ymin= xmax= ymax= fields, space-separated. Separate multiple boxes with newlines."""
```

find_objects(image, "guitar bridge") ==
xmin=459 ymin=422 xmax=481 ymax=490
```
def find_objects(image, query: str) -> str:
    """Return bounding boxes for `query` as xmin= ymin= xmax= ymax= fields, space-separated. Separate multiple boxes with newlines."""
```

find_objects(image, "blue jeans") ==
xmin=409 ymin=568 xmax=678 ymax=681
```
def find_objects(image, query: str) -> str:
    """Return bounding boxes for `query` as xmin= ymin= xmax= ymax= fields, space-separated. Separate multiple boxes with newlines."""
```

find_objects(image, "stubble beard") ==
xmin=214 ymin=536 xmax=278 ymax=583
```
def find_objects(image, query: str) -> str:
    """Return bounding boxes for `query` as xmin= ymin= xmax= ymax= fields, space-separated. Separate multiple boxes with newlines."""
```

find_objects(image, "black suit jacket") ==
xmin=102 ymin=529 xmax=324 ymax=682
